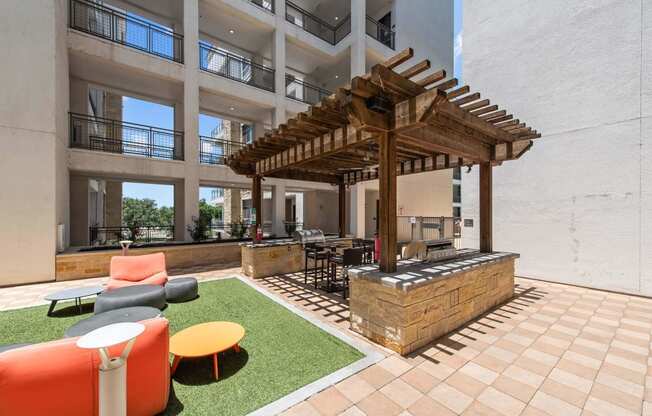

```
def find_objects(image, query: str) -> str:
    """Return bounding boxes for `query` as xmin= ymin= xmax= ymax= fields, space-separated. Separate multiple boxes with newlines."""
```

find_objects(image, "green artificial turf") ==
xmin=0 ymin=278 xmax=363 ymax=415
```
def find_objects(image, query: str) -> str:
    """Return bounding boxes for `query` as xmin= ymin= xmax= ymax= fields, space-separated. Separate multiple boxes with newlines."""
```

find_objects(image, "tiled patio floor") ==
xmin=2 ymin=267 xmax=652 ymax=416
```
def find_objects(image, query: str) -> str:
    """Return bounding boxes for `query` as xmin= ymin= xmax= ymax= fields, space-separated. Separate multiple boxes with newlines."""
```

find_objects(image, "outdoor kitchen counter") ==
xmin=348 ymin=250 xmax=519 ymax=355
xmin=240 ymin=237 xmax=352 ymax=279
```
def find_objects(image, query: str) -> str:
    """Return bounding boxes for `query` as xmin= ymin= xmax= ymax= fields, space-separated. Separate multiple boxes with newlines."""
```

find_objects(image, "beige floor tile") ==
xmin=548 ymin=367 xmax=593 ymax=393
xmin=473 ymin=352 xmax=511 ymax=373
xmin=307 ymin=387 xmax=352 ymax=416
xmin=604 ymin=353 xmax=647 ymax=373
xmin=589 ymin=383 xmax=642 ymax=415
xmin=595 ymin=370 xmax=644 ymax=398
xmin=458 ymin=361 xmax=498 ymax=385
xmin=583 ymin=396 xmax=639 ymax=416
xmin=540 ymin=378 xmax=587 ymax=408
xmin=379 ymin=379 xmax=423 ymax=409
xmin=356 ymin=391 xmax=403 ymax=416
xmin=399 ymin=367 xmax=439 ymax=394
xmin=529 ymin=390 xmax=582 ymax=416
xmin=407 ymin=395 xmax=455 ymax=416
xmin=428 ymin=382 xmax=473 ymax=414
xmin=461 ymin=400 xmax=502 ymax=416
xmin=514 ymin=355 xmax=555 ymax=377
xmin=556 ymin=358 xmax=599 ymax=380
xmin=283 ymin=401 xmax=321 ymax=416
xmin=445 ymin=371 xmax=487 ymax=397
xmin=491 ymin=374 xmax=537 ymax=403
xmin=378 ymin=355 xmax=413 ymax=377
xmin=476 ymin=386 xmax=526 ymax=416
xmin=358 ymin=364 xmax=396 ymax=390
xmin=334 ymin=374 xmax=376 ymax=404
xmin=337 ymin=406 xmax=365 ymax=416
xmin=503 ymin=364 xmax=545 ymax=388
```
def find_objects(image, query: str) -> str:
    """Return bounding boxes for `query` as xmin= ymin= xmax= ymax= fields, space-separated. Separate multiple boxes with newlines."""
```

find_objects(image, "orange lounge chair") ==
xmin=108 ymin=252 xmax=168 ymax=291
xmin=0 ymin=317 xmax=170 ymax=416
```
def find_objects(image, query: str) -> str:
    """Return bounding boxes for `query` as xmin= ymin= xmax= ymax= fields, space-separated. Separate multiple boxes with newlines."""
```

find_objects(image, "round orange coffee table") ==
xmin=169 ymin=321 xmax=245 ymax=380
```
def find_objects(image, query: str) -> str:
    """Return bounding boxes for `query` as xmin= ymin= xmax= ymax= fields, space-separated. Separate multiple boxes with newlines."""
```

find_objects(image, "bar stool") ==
xmin=304 ymin=243 xmax=329 ymax=288
xmin=327 ymin=247 xmax=365 ymax=297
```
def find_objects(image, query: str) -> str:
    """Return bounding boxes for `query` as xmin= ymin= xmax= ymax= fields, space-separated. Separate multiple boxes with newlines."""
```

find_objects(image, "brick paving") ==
xmin=2 ymin=266 xmax=652 ymax=415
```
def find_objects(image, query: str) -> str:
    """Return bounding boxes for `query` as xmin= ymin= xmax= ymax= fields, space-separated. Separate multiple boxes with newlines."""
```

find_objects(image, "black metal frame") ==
xmin=249 ymin=0 xmax=275 ymax=13
xmin=199 ymin=136 xmax=244 ymax=165
xmin=285 ymin=76 xmax=332 ymax=105
xmin=199 ymin=43 xmax=275 ymax=92
xmin=89 ymin=225 xmax=175 ymax=245
xmin=69 ymin=112 xmax=184 ymax=160
xmin=366 ymin=15 xmax=395 ymax=50
xmin=69 ymin=0 xmax=183 ymax=63
xmin=285 ymin=1 xmax=351 ymax=45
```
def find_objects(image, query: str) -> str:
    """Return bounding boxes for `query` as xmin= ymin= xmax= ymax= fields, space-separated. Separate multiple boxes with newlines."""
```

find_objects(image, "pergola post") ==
xmin=378 ymin=132 xmax=397 ymax=272
xmin=479 ymin=162 xmax=492 ymax=252
xmin=252 ymin=175 xmax=262 ymax=229
xmin=338 ymin=182 xmax=346 ymax=238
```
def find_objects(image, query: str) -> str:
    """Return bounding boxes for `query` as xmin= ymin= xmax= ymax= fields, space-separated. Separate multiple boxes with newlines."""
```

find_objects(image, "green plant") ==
xmin=187 ymin=215 xmax=210 ymax=242
xmin=230 ymin=220 xmax=247 ymax=239
xmin=285 ymin=222 xmax=297 ymax=236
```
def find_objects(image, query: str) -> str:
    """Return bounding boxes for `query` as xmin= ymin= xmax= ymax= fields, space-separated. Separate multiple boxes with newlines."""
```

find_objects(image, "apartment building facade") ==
xmin=460 ymin=0 xmax=651 ymax=296
xmin=0 ymin=0 xmax=452 ymax=285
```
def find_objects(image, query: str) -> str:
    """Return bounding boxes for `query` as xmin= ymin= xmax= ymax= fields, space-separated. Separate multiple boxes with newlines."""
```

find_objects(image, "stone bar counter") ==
xmin=348 ymin=250 xmax=519 ymax=355
xmin=241 ymin=237 xmax=352 ymax=279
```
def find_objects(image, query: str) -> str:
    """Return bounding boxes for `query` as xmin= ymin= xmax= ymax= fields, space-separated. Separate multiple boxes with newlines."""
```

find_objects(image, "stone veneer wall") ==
xmin=241 ymin=244 xmax=306 ymax=279
xmin=56 ymin=242 xmax=241 ymax=281
xmin=349 ymin=258 xmax=515 ymax=355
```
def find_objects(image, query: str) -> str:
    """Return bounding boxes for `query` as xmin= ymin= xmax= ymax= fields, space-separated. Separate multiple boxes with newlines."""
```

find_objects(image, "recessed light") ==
xmin=335 ymin=74 xmax=339 ymax=79
xmin=228 ymin=29 xmax=235 ymax=34
xmin=229 ymin=106 xmax=235 ymax=111
xmin=334 ymin=16 xmax=339 ymax=21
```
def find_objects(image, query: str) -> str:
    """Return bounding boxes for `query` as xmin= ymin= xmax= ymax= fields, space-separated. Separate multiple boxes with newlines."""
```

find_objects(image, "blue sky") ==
xmin=123 ymin=3 xmax=463 ymax=208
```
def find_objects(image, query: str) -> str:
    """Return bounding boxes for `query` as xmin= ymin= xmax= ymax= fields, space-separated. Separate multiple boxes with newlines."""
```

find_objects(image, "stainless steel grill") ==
xmin=292 ymin=229 xmax=325 ymax=246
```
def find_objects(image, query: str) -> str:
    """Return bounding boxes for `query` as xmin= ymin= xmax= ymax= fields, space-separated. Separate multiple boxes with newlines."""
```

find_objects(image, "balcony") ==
xmin=366 ymin=16 xmax=395 ymax=50
xmin=199 ymin=43 xmax=275 ymax=92
xmin=286 ymin=1 xmax=351 ymax=45
xmin=250 ymin=0 xmax=275 ymax=13
xmin=286 ymin=76 xmax=332 ymax=105
xmin=199 ymin=136 xmax=245 ymax=165
xmin=69 ymin=0 xmax=183 ymax=63
xmin=69 ymin=113 xmax=184 ymax=161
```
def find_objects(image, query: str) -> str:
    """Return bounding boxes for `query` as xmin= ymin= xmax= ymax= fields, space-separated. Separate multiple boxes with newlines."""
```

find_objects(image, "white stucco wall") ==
xmin=0 ymin=0 xmax=68 ymax=285
xmin=461 ymin=0 xmax=652 ymax=296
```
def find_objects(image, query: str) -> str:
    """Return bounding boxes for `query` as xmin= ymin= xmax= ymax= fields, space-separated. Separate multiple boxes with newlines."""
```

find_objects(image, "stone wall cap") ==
xmin=348 ymin=251 xmax=520 ymax=292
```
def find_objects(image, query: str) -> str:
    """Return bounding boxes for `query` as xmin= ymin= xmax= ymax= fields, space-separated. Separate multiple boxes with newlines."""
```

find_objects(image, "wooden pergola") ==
xmin=227 ymin=48 xmax=541 ymax=273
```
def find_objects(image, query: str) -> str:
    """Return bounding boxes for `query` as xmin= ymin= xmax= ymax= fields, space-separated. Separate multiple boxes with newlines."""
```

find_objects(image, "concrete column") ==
xmin=70 ymin=176 xmax=90 ymax=246
xmin=173 ymin=182 xmax=185 ymax=241
xmin=105 ymin=181 xmax=123 ymax=227
xmin=174 ymin=102 xmax=184 ymax=159
xmin=182 ymin=0 xmax=200 ymax=240
xmin=349 ymin=184 xmax=366 ymax=238
xmin=272 ymin=0 xmax=287 ymax=127
xmin=223 ymin=189 xmax=242 ymax=224
xmin=272 ymin=182 xmax=286 ymax=236
xmin=350 ymin=0 xmax=366 ymax=77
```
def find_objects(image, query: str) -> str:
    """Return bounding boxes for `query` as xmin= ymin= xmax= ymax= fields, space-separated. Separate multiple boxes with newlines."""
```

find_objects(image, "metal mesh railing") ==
xmin=199 ymin=136 xmax=244 ymax=165
xmin=90 ymin=225 xmax=174 ymax=245
xmin=285 ymin=2 xmax=350 ymax=45
xmin=199 ymin=43 xmax=275 ymax=92
xmin=397 ymin=216 xmax=461 ymax=242
xmin=285 ymin=76 xmax=331 ymax=105
xmin=69 ymin=113 xmax=184 ymax=160
xmin=366 ymin=16 xmax=395 ymax=49
xmin=69 ymin=0 xmax=183 ymax=62
xmin=249 ymin=0 xmax=274 ymax=13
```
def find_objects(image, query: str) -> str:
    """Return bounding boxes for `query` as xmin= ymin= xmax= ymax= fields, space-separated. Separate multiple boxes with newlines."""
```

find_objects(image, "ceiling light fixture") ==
xmin=335 ymin=74 xmax=339 ymax=79
xmin=228 ymin=29 xmax=235 ymax=34
xmin=229 ymin=106 xmax=235 ymax=111
xmin=334 ymin=16 xmax=339 ymax=21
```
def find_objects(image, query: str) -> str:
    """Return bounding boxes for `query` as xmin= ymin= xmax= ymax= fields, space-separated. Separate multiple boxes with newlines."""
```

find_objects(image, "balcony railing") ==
xmin=69 ymin=0 xmax=183 ymax=63
xmin=286 ymin=76 xmax=332 ymax=105
xmin=366 ymin=16 xmax=395 ymax=50
xmin=90 ymin=225 xmax=174 ymax=245
xmin=286 ymin=1 xmax=351 ymax=45
xmin=199 ymin=136 xmax=244 ymax=165
xmin=69 ymin=113 xmax=184 ymax=160
xmin=206 ymin=222 xmax=273 ymax=239
xmin=250 ymin=0 xmax=274 ymax=13
xmin=199 ymin=43 xmax=275 ymax=92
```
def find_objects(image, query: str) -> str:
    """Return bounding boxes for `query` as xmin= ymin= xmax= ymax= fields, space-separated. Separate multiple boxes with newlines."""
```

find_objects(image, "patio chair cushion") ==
xmin=165 ymin=277 xmax=198 ymax=303
xmin=107 ymin=252 xmax=168 ymax=291
xmin=0 ymin=317 xmax=170 ymax=416
xmin=94 ymin=284 xmax=166 ymax=314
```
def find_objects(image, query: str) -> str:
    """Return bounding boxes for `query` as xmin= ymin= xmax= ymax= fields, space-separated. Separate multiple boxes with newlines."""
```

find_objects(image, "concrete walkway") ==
xmin=1 ymin=268 xmax=652 ymax=416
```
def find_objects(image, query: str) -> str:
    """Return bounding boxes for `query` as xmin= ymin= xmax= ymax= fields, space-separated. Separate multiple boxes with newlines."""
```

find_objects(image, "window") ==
xmin=453 ymin=206 xmax=461 ymax=218
xmin=453 ymin=166 xmax=461 ymax=180
xmin=453 ymin=184 xmax=461 ymax=203
xmin=242 ymin=124 xmax=254 ymax=144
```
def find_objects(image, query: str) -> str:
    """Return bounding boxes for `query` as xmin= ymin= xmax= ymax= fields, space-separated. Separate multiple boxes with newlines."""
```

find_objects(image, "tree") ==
xmin=199 ymin=199 xmax=222 ymax=223
xmin=122 ymin=197 xmax=174 ymax=227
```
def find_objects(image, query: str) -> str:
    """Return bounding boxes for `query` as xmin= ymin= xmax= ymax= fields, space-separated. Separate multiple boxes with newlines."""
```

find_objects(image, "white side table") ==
xmin=77 ymin=323 xmax=145 ymax=416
